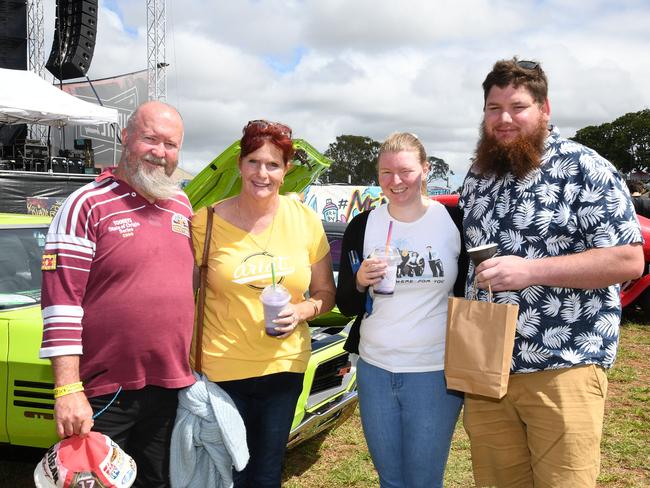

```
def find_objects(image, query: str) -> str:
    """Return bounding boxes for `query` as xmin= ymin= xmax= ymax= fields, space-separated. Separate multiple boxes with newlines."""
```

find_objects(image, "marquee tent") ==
xmin=0 ymin=68 xmax=118 ymax=126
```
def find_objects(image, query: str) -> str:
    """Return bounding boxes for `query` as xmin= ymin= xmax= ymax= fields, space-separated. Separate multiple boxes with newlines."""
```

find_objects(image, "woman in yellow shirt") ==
xmin=191 ymin=120 xmax=336 ymax=488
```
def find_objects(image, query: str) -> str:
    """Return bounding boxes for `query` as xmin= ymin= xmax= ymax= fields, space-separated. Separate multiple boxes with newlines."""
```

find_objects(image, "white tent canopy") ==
xmin=0 ymin=68 xmax=118 ymax=126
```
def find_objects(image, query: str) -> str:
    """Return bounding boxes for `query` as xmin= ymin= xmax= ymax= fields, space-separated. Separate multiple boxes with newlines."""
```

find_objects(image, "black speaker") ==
xmin=0 ymin=0 xmax=27 ymax=70
xmin=46 ymin=0 xmax=97 ymax=80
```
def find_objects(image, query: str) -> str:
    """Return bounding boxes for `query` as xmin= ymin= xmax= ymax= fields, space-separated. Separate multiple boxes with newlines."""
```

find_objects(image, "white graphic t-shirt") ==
xmin=360 ymin=202 xmax=460 ymax=372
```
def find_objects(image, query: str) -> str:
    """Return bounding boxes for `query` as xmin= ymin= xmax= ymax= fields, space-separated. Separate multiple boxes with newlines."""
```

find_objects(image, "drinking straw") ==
xmin=271 ymin=261 xmax=276 ymax=287
xmin=385 ymin=220 xmax=394 ymax=254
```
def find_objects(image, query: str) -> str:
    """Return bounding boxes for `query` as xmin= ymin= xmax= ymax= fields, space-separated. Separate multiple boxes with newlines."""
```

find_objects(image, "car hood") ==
xmin=0 ymin=300 xmax=41 ymax=320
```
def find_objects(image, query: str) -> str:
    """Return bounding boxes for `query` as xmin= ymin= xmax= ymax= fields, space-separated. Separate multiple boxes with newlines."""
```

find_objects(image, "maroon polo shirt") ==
xmin=40 ymin=168 xmax=195 ymax=397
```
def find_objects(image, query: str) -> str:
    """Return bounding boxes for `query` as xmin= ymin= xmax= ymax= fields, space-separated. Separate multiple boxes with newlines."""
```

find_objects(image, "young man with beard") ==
xmin=40 ymin=101 xmax=195 ymax=487
xmin=459 ymin=58 xmax=644 ymax=487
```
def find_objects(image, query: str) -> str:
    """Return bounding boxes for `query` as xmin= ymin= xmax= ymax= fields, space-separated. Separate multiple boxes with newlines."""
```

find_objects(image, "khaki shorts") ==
xmin=463 ymin=364 xmax=608 ymax=488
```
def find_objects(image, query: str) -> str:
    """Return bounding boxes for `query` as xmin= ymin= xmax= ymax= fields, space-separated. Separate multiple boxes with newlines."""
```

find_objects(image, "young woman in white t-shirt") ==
xmin=336 ymin=133 xmax=468 ymax=488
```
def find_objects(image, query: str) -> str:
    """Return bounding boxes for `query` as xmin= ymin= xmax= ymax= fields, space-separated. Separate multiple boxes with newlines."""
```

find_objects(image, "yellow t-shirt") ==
xmin=191 ymin=196 xmax=330 ymax=382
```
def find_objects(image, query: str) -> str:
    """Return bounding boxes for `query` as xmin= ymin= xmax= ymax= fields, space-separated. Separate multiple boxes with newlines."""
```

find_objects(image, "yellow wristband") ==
xmin=53 ymin=382 xmax=84 ymax=399
xmin=306 ymin=298 xmax=320 ymax=319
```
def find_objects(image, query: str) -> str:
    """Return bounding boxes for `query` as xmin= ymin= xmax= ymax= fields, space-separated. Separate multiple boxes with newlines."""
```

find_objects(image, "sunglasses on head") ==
xmin=516 ymin=60 xmax=539 ymax=70
xmin=244 ymin=119 xmax=292 ymax=138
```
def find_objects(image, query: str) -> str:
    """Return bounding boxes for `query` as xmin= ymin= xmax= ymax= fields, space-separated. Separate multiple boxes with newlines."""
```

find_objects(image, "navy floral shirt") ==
xmin=459 ymin=126 xmax=642 ymax=373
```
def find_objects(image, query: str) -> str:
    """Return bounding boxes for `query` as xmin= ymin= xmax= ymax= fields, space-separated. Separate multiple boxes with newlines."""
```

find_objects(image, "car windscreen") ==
xmin=0 ymin=227 xmax=46 ymax=308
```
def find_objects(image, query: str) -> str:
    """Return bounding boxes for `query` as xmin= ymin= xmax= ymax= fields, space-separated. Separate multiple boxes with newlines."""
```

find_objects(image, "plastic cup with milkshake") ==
xmin=371 ymin=220 xmax=399 ymax=295
xmin=260 ymin=283 xmax=291 ymax=336
xmin=371 ymin=246 xmax=400 ymax=295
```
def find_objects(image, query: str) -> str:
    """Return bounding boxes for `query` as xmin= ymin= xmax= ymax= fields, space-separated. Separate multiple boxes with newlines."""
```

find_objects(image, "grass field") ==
xmin=281 ymin=317 xmax=650 ymax=488
xmin=2 ymin=318 xmax=648 ymax=487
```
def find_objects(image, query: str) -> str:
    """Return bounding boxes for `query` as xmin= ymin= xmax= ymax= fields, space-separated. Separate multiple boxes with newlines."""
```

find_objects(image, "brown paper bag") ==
xmin=444 ymin=296 xmax=519 ymax=399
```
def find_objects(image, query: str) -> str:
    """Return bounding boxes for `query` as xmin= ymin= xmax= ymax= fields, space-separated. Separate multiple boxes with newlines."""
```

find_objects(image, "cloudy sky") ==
xmin=43 ymin=0 xmax=650 ymax=187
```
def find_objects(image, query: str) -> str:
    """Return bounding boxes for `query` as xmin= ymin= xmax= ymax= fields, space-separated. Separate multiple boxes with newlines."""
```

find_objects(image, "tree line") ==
xmin=322 ymin=135 xmax=452 ymax=187
xmin=322 ymin=109 xmax=650 ymax=186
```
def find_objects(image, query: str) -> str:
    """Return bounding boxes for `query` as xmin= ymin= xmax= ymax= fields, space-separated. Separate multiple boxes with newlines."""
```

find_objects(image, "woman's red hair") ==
xmin=240 ymin=120 xmax=294 ymax=164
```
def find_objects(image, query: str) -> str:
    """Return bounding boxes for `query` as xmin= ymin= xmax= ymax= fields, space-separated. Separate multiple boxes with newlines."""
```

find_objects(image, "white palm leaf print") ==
xmin=472 ymin=195 xmax=492 ymax=218
xmin=584 ymin=296 xmax=603 ymax=318
xmin=542 ymin=295 xmax=562 ymax=316
xmin=581 ymin=154 xmax=614 ymax=185
xmin=496 ymin=189 xmax=512 ymax=218
xmin=515 ymin=170 xmax=542 ymax=195
xmin=544 ymin=143 xmax=558 ymax=160
xmin=578 ymin=205 xmax=605 ymax=228
xmin=490 ymin=178 xmax=505 ymax=198
xmin=516 ymin=308 xmax=541 ymax=338
xmin=524 ymin=246 xmax=545 ymax=260
xmin=604 ymin=342 xmax=617 ymax=365
xmin=462 ymin=192 xmax=475 ymax=213
xmin=605 ymin=288 xmax=619 ymax=308
xmin=495 ymin=291 xmax=520 ymax=304
xmin=594 ymin=313 xmax=620 ymax=338
xmin=518 ymin=367 xmax=541 ymax=373
xmin=566 ymin=215 xmax=579 ymax=235
xmin=478 ymin=174 xmax=497 ymax=193
xmin=546 ymin=362 xmax=568 ymax=370
xmin=549 ymin=157 xmax=579 ymax=179
xmin=513 ymin=200 xmax=536 ymax=229
xmin=579 ymin=152 xmax=597 ymax=172
xmin=521 ymin=285 xmax=544 ymax=304
xmin=594 ymin=222 xmax=618 ymax=247
xmin=573 ymin=241 xmax=587 ymax=253
xmin=545 ymin=235 xmax=573 ymax=255
xmin=525 ymin=235 xmax=542 ymax=244
xmin=563 ymin=182 xmax=581 ymax=204
xmin=542 ymin=325 xmax=571 ymax=349
xmin=500 ymin=229 xmax=525 ymax=253
xmin=558 ymin=140 xmax=582 ymax=154
xmin=606 ymin=188 xmax=628 ymax=218
xmin=560 ymin=348 xmax=586 ymax=364
xmin=501 ymin=172 xmax=516 ymax=187
xmin=465 ymin=226 xmax=484 ymax=247
xmin=511 ymin=356 xmax=517 ymax=370
xmin=618 ymin=220 xmax=642 ymax=243
xmin=535 ymin=208 xmax=555 ymax=234
xmin=553 ymin=203 xmax=572 ymax=226
xmin=463 ymin=175 xmax=479 ymax=194
xmin=575 ymin=332 xmax=604 ymax=354
xmin=561 ymin=293 xmax=582 ymax=324
xmin=536 ymin=182 xmax=560 ymax=205
xmin=481 ymin=211 xmax=499 ymax=240
xmin=518 ymin=341 xmax=551 ymax=364
xmin=579 ymin=184 xmax=604 ymax=203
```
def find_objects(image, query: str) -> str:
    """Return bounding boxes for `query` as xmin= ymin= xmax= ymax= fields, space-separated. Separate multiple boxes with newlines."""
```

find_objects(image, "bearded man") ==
xmin=459 ymin=58 xmax=644 ymax=488
xmin=40 ymin=101 xmax=195 ymax=487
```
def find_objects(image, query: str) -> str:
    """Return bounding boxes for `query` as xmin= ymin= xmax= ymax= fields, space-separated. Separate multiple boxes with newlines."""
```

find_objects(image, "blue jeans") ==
xmin=357 ymin=358 xmax=464 ymax=488
xmin=217 ymin=372 xmax=304 ymax=488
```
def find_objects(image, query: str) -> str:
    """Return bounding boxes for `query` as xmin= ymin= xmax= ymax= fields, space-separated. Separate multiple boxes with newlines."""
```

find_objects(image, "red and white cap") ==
xmin=34 ymin=432 xmax=137 ymax=488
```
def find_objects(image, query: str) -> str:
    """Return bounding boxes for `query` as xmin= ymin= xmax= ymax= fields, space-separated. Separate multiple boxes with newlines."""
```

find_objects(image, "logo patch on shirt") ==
xmin=41 ymin=254 xmax=57 ymax=271
xmin=171 ymin=213 xmax=190 ymax=237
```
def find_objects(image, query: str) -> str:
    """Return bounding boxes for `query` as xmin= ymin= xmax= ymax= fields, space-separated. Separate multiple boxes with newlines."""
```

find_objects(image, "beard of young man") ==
xmin=122 ymin=149 xmax=180 ymax=200
xmin=472 ymin=118 xmax=549 ymax=178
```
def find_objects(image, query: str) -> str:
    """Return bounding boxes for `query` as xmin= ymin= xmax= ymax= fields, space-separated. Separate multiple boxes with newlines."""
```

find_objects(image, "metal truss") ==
xmin=146 ymin=0 xmax=167 ymax=101
xmin=26 ymin=0 xmax=47 ymax=142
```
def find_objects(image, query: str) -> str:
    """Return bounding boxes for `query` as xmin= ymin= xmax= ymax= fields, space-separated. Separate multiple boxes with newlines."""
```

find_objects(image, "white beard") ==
xmin=124 ymin=152 xmax=180 ymax=200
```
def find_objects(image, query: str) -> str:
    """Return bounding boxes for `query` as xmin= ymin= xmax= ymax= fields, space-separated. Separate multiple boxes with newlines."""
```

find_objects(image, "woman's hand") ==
xmin=355 ymin=257 xmax=387 ymax=292
xmin=272 ymin=303 xmax=301 ymax=339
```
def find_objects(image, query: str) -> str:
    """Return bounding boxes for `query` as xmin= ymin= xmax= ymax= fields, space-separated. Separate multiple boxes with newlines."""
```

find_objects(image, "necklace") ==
xmin=236 ymin=198 xmax=277 ymax=252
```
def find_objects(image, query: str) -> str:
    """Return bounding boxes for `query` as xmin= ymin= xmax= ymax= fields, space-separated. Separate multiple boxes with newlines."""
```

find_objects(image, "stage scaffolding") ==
xmin=26 ymin=0 xmax=47 ymax=142
xmin=147 ymin=0 xmax=167 ymax=101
